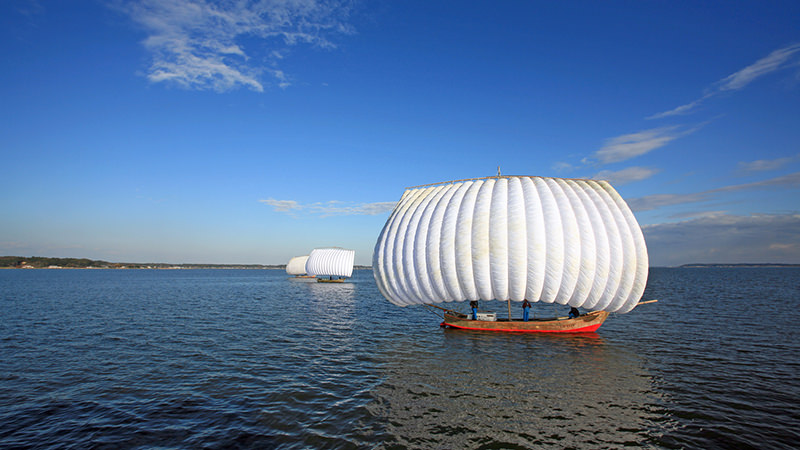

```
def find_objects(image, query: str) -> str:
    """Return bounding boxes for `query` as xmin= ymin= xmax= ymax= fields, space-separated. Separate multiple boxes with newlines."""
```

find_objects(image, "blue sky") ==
xmin=2 ymin=0 xmax=799 ymax=267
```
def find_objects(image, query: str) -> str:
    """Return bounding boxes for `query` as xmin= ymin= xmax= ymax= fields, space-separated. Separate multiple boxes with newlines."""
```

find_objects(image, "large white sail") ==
xmin=286 ymin=255 xmax=309 ymax=276
xmin=372 ymin=176 xmax=648 ymax=313
xmin=306 ymin=248 xmax=355 ymax=278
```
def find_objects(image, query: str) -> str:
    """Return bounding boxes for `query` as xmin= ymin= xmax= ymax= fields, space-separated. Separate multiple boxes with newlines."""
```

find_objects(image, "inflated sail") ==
xmin=372 ymin=176 xmax=648 ymax=314
xmin=306 ymin=248 xmax=355 ymax=278
xmin=286 ymin=256 xmax=309 ymax=276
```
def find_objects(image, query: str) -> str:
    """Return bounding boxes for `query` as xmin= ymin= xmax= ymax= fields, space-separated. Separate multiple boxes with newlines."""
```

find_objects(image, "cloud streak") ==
xmin=643 ymin=213 xmax=800 ymax=266
xmin=648 ymin=42 xmax=800 ymax=119
xmin=556 ymin=124 xmax=698 ymax=176
xmin=713 ymin=171 xmax=800 ymax=193
xmin=582 ymin=126 xmax=691 ymax=166
xmin=260 ymin=198 xmax=396 ymax=217
xmin=116 ymin=0 xmax=354 ymax=92
xmin=259 ymin=198 xmax=301 ymax=212
xmin=595 ymin=127 xmax=678 ymax=164
xmin=737 ymin=154 xmax=800 ymax=174
xmin=628 ymin=171 xmax=800 ymax=211
xmin=593 ymin=166 xmax=660 ymax=185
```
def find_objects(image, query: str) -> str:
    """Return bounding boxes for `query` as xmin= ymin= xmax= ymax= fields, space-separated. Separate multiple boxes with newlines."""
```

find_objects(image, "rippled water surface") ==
xmin=1 ymin=268 xmax=798 ymax=449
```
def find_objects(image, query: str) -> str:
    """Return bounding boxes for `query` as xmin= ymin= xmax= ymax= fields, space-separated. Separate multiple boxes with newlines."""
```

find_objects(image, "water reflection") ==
xmin=370 ymin=330 xmax=662 ymax=449
xmin=235 ymin=276 xmax=371 ymax=448
xmin=306 ymin=279 xmax=356 ymax=303
xmin=287 ymin=276 xmax=318 ymax=283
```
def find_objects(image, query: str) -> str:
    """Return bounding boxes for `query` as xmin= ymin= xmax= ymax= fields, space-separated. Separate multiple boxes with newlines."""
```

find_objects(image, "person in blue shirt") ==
xmin=569 ymin=307 xmax=580 ymax=319
xmin=522 ymin=299 xmax=532 ymax=321
xmin=470 ymin=300 xmax=478 ymax=320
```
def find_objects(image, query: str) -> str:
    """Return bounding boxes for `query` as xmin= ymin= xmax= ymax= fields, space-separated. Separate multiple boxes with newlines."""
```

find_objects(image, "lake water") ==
xmin=1 ymin=268 xmax=798 ymax=449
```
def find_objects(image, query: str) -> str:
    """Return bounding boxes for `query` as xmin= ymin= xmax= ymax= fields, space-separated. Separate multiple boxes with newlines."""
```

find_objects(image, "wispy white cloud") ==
xmin=557 ymin=125 xmax=697 ymax=175
xmin=586 ymin=126 xmax=683 ymax=165
xmin=643 ymin=213 xmax=800 ymax=266
xmin=592 ymin=166 xmax=660 ymax=185
xmin=309 ymin=201 xmax=397 ymax=216
xmin=668 ymin=210 xmax=728 ymax=220
xmin=716 ymin=43 xmax=800 ymax=91
xmin=628 ymin=171 xmax=800 ymax=211
xmin=260 ymin=198 xmax=396 ymax=217
xmin=737 ymin=154 xmax=800 ymax=174
xmin=259 ymin=198 xmax=301 ymax=212
xmin=552 ymin=161 xmax=576 ymax=173
xmin=627 ymin=192 xmax=709 ymax=212
xmin=115 ymin=0 xmax=355 ymax=92
xmin=648 ymin=42 xmax=800 ymax=119
xmin=714 ymin=171 xmax=800 ymax=193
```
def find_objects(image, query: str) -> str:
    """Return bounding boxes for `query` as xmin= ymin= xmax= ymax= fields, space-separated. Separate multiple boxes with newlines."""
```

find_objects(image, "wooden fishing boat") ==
xmin=306 ymin=247 xmax=355 ymax=283
xmin=317 ymin=277 xmax=345 ymax=283
xmin=441 ymin=310 xmax=609 ymax=333
xmin=372 ymin=174 xmax=651 ymax=333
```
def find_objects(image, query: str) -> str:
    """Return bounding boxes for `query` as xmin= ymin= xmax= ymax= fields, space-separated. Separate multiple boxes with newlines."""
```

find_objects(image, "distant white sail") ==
xmin=372 ymin=176 xmax=648 ymax=313
xmin=286 ymin=256 xmax=309 ymax=276
xmin=306 ymin=248 xmax=355 ymax=278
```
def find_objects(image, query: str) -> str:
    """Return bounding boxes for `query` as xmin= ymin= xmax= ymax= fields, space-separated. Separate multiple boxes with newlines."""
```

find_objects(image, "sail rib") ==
xmin=605 ymin=181 xmax=637 ymax=312
xmin=472 ymin=180 xmax=494 ymax=301
xmin=551 ymin=179 xmax=581 ymax=305
xmin=522 ymin=178 xmax=545 ymax=302
xmin=591 ymin=184 xmax=625 ymax=310
xmin=564 ymin=179 xmax=596 ymax=308
xmin=372 ymin=192 xmax=401 ymax=302
xmin=389 ymin=188 xmax=428 ymax=305
xmin=440 ymin=183 xmax=470 ymax=302
xmin=425 ymin=184 xmax=457 ymax=302
xmin=603 ymin=181 xmax=649 ymax=313
xmin=535 ymin=178 xmax=562 ymax=303
xmin=489 ymin=178 xmax=509 ymax=300
xmin=455 ymin=182 xmax=481 ymax=300
xmin=507 ymin=178 xmax=527 ymax=301
xmin=402 ymin=187 xmax=437 ymax=303
xmin=579 ymin=181 xmax=612 ymax=309
xmin=411 ymin=185 xmax=446 ymax=303
xmin=593 ymin=183 xmax=634 ymax=311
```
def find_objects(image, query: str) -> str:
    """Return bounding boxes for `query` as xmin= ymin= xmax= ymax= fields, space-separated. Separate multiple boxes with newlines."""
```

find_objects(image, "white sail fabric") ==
xmin=286 ymin=256 xmax=309 ymax=275
xmin=306 ymin=248 xmax=355 ymax=278
xmin=372 ymin=176 xmax=648 ymax=313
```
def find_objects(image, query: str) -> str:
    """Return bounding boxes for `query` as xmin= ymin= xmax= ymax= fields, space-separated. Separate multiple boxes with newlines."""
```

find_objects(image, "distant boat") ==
xmin=372 ymin=175 xmax=652 ymax=333
xmin=306 ymin=248 xmax=355 ymax=283
xmin=286 ymin=255 xmax=315 ymax=278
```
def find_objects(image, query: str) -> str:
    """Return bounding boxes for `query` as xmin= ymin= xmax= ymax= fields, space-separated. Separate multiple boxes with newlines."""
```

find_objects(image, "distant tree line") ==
xmin=0 ymin=256 xmax=288 ymax=269
xmin=1 ymin=256 xmax=375 ymax=269
xmin=0 ymin=256 xmax=118 ymax=268
xmin=679 ymin=263 xmax=800 ymax=268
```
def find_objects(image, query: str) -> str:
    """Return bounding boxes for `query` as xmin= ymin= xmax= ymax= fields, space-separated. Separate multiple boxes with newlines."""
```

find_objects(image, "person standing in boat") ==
xmin=522 ymin=299 xmax=531 ymax=321
xmin=470 ymin=300 xmax=478 ymax=320
xmin=569 ymin=307 xmax=580 ymax=319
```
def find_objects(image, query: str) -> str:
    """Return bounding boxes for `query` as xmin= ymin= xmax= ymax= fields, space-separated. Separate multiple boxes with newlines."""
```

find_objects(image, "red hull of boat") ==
xmin=441 ymin=310 xmax=608 ymax=333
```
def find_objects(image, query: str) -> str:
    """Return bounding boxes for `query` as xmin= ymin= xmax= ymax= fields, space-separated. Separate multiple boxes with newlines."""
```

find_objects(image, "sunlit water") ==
xmin=1 ymin=268 xmax=798 ymax=449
